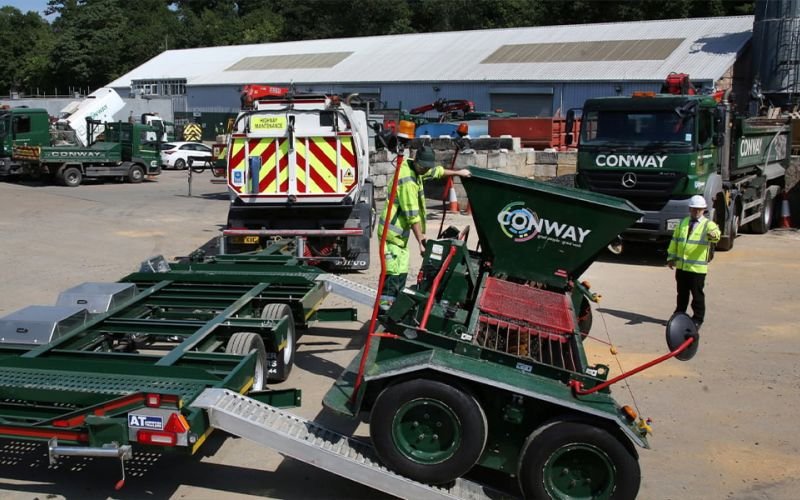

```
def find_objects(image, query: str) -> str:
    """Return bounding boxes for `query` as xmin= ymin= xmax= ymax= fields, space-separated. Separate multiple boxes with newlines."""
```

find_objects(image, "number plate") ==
xmin=231 ymin=235 xmax=260 ymax=244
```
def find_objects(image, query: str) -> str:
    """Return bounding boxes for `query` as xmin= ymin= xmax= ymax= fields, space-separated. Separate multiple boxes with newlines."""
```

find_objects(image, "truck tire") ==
xmin=749 ymin=191 xmax=774 ymax=234
xmin=715 ymin=213 xmax=737 ymax=251
xmin=370 ymin=378 xmax=487 ymax=485
xmin=518 ymin=419 xmax=640 ymax=500
xmin=261 ymin=303 xmax=295 ymax=382
xmin=128 ymin=165 xmax=145 ymax=183
xmin=225 ymin=332 xmax=267 ymax=392
xmin=60 ymin=167 xmax=82 ymax=187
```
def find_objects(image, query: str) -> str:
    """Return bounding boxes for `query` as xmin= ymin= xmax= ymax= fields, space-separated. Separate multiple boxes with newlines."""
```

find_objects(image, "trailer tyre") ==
xmin=370 ymin=379 xmax=487 ymax=485
xmin=519 ymin=420 xmax=640 ymax=500
xmin=128 ymin=165 xmax=145 ymax=183
xmin=60 ymin=167 xmax=82 ymax=187
xmin=261 ymin=303 xmax=295 ymax=382
xmin=749 ymin=191 xmax=774 ymax=234
xmin=225 ymin=332 xmax=268 ymax=392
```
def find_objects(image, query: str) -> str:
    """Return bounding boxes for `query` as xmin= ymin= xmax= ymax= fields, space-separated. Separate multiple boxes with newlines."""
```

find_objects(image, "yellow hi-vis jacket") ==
xmin=667 ymin=216 xmax=721 ymax=274
xmin=378 ymin=160 xmax=444 ymax=248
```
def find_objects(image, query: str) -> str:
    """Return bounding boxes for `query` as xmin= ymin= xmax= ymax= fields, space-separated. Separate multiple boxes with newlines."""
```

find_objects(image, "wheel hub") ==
xmin=544 ymin=443 xmax=615 ymax=499
xmin=391 ymin=398 xmax=461 ymax=464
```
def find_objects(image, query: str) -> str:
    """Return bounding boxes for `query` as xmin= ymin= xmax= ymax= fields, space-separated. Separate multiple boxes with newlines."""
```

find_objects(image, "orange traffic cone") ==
xmin=447 ymin=179 xmax=459 ymax=212
xmin=779 ymin=191 xmax=793 ymax=229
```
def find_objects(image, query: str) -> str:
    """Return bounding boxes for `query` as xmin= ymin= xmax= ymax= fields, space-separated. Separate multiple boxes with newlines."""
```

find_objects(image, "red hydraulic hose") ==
xmin=418 ymin=245 xmax=457 ymax=331
xmin=568 ymin=336 xmax=696 ymax=396
xmin=352 ymin=152 xmax=405 ymax=398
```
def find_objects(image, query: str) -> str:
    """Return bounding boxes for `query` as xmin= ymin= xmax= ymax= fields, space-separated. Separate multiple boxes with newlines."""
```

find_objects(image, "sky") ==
xmin=0 ymin=0 xmax=51 ymax=17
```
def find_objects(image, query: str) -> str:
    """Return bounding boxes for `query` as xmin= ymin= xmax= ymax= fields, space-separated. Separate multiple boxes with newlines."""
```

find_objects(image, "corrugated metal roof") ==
xmin=108 ymin=16 xmax=754 ymax=88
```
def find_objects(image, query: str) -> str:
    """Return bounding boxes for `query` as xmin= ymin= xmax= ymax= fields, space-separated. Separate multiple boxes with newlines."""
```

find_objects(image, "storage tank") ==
xmin=752 ymin=0 xmax=800 ymax=108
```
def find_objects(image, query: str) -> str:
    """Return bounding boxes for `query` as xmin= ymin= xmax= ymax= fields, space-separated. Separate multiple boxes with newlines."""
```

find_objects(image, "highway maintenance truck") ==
xmin=0 ymin=152 xmax=705 ymax=498
xmin=569 ymin=74 xmax=793 ymax=251
xmin=222 ymin=85 xmax=375 ymax=271
xmin=12 ymin=118 xmax=162 ymax=186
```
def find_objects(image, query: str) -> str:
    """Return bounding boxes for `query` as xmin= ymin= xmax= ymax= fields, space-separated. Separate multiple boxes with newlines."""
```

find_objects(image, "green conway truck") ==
xmin=12 ymin=119 xmax=162 ymax=187
xmin=570 ymin=90 xmax=792 ymax=251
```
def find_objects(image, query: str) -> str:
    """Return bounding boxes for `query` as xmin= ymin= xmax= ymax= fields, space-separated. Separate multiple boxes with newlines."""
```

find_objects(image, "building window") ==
xmin=132 ymin=79 xmax=187 ymax=97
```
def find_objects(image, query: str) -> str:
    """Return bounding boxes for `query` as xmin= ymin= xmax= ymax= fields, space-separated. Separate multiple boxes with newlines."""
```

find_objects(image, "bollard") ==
xmin=187 ymin=160 xmax=193 ymax=197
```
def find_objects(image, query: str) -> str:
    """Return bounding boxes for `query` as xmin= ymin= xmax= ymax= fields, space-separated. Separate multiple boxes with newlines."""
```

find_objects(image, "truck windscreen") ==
xmin=580 ymin=110 xmax=694 ymax=145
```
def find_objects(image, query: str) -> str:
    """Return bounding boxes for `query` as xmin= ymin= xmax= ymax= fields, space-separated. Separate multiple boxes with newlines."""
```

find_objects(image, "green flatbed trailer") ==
xmin=0 ymin=243 xmax=347 ymax=465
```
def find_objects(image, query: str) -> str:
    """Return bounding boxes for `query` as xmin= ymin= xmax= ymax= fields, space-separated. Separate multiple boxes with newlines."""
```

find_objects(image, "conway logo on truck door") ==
xmin=596 ymin=154 xmax=667 ymax=168
xmin=49 ymin=151 xmax=104 ymax=158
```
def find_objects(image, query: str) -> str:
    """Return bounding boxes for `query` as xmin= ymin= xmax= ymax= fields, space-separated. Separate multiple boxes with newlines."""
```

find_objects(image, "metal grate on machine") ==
xmin=474 ymin=276 xmax=579 ymax=372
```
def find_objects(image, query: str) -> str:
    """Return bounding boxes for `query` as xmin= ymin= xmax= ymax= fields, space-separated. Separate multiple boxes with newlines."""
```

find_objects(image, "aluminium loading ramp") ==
xmin=191 ymin=388 xmax=510 ymax=500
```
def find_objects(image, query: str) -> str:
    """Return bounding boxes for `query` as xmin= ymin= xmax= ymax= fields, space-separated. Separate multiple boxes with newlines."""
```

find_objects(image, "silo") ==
xmin=752 ymin=0 xmax=800 ymax=108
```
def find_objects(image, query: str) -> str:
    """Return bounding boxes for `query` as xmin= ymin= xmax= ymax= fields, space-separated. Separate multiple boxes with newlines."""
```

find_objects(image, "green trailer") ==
xmin=0 ymin=243 xmax=355 ymax=485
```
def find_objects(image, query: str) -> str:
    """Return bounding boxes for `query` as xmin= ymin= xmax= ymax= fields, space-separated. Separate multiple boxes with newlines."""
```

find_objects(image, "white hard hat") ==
xmin=688 ymin=195 xmax=707 ymax=209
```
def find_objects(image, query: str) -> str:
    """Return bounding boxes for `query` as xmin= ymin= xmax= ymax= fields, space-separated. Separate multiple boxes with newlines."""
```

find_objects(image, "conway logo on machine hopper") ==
xmin=596 ymin=154 xmax=667 ymax=168
xmin=497 ymin=201 xmax=591 ymax=246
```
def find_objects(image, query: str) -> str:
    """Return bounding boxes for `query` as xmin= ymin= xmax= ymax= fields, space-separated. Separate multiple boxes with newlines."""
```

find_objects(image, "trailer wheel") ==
xmin=577 ymin=297 xmax=593 ymax=335
xmin=225 ymin=332 xmax=268 ymax=392
xmin=519 ymin=420 xmax=640 ymax=500
xmin=261 ymin=303 xmax=295 ymax=382
xmin=61 ymin=167 xmax=82 ymax=187
xmin=749 ymin=191 xmax=774 ymax=234
xmin=370 ymin=379 xmax=487 ymax=485
xmin=128 ymin=165 xmax=145 ymax=183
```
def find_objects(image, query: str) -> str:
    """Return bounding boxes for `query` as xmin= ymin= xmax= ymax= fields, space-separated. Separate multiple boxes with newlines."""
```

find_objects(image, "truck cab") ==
xmin=0 ymin=107 xmax=51 ymax=177
xmin=573 ymin=89 xmax=790 ymax=250
xmin=574 ymin=94 xmax=720 ymax=242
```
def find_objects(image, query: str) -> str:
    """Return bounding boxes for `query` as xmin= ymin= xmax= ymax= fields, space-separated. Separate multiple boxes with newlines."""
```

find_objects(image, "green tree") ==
xmin=0 ymin=7 xmax=54 ymax=95
xmin=48 ymin=0 xmax=127 ymax=92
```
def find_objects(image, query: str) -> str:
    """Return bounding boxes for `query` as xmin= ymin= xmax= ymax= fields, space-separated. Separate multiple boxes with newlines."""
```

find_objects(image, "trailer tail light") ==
xmin=164 ymin=413 xmax=190 ymax=433
xmin=145 ymin=394 xmax=161 ymax=407
xmin=137 ymin=429 xmax=177 ymax=446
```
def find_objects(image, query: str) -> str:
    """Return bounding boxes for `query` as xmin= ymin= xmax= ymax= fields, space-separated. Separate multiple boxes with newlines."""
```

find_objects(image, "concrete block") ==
xmin=534 ymin=164 xmax=558 ymax=179
xmin=487 ymin=151 xmax=508 ymax=170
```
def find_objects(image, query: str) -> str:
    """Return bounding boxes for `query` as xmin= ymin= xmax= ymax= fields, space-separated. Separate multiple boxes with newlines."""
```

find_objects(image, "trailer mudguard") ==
xmin=360 ymin=345 xmax=648 ymax=449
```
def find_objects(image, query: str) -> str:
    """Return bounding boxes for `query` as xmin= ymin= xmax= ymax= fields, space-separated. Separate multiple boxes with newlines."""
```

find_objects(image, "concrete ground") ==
xmin=0 ymin=170 xmax=798 ymax=499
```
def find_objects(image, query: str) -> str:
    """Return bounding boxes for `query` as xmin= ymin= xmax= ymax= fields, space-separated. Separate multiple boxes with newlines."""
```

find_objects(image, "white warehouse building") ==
xmin=108 ymin=16 xmax=756 ymax=130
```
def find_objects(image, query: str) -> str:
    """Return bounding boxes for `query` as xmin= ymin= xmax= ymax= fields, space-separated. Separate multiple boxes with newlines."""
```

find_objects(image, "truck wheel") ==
xmin=225 ymin=332 xmax=268 ymax=392
xmin=128 ymin=165 xmax=145 ymax=183
xmin=174 ymin=159 xmax=186 ymax=170
xmin=370 ymin=379 xmax=487 ymax=485
xmin=749 ymin=191 xmax=774 ymax=234
xmin=61 ymin=167 xmax=82 ymax=187
xmin=261 ymin=303 xmax=295 ymax=382
xmin=519 ymin=420 xmax=640 ymax=500
xmin=715 ymin=214 xmax=738 ymax=251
